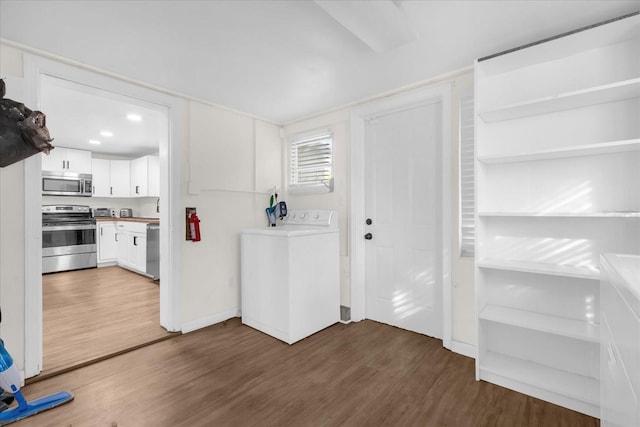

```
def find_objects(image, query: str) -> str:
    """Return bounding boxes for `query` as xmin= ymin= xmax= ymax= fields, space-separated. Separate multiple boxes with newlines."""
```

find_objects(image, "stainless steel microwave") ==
xmin=42 ymin=171 xmax=93 ymax=197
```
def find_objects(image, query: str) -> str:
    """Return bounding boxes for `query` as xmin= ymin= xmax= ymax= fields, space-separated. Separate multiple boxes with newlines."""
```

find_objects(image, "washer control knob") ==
xmin=301 ymin=212 xmax=307 ymax=220
xmin=314 ymin=213 xmax=320 ymax=219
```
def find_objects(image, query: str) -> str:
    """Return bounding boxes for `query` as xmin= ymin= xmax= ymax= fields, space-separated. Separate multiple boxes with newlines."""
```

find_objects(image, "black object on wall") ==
xmin=0 ymin=78 xmax=55 ymax=168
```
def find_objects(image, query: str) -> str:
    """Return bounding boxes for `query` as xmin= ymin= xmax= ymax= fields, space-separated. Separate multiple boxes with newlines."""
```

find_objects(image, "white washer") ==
xmin=240 ymin=209 xmax=340 ymax=344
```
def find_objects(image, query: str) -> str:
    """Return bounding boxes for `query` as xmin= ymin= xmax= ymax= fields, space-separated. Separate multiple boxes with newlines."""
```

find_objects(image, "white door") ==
xmin=364 ymin=101 xmax=443 ymax=338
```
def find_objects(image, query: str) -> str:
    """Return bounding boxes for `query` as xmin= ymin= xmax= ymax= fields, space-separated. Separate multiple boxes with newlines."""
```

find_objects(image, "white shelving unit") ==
xmin=478 ymin=212 xmax=640 ymax=218
xmin=478 ymin=78 xmax=640 ymax=123
xmin=475 ymin=13 xmax=640 ymax=418
xmin=477 ymin=138 xmax=640 ymax=164
xmin=479 ymin=305 xmax=599 ymax=343
xmin=478 ymin=259 xmax=600 ymax=280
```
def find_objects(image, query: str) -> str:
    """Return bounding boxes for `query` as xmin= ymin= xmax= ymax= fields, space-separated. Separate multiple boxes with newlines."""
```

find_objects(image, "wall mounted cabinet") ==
xmin=475 ymin=13 xmax=640 ymax=418
xmin=42 ymin=147 xmax=92 ymax=174
xmin=109 ymin=160 xmax=131 ymax=198
xmin=91 ymin=158 xmax=111 ymax=197
xmin=92 ymin=155 xmax=158 ymax=198
xmin=130 ymin=155 xmax=159 ymax=197
xmin=91 ymin=159 xmax=131 ymax=198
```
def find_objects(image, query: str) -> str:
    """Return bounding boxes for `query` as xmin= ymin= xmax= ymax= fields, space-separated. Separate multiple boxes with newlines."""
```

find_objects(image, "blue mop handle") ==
xmin=0 ymin=342 xmax=12 ymax=371
xmin=0 ymin=341 xmax=21 ymax=394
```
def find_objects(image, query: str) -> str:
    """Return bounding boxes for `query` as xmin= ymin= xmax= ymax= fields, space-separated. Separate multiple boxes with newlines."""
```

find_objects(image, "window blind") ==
xmin=460 ymin=94 xmax=475 ymax=257
xmin=289 ymin=132 xmax=334 ymax=194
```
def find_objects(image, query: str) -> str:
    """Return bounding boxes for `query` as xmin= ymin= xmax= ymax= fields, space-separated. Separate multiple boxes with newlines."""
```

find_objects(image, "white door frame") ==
xmin=349 ymin=83 xmax=452 ymax=349
xmin=22 ymin=54 xmax=185 ymax=377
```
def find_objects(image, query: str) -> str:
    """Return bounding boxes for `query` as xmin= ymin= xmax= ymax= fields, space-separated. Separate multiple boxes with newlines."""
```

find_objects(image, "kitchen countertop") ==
xmin=96 ymin=217 xmax=160 ymax=224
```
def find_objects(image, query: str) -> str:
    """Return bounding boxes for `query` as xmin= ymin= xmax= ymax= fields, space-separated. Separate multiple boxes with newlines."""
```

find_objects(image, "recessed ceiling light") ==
xmin=89 ymin=139 xmax=101 ymax=145
xmin=100 ymin=131 xmax=113 ymax=137
xmin=127 ymin=113 xmax=142 ymax=122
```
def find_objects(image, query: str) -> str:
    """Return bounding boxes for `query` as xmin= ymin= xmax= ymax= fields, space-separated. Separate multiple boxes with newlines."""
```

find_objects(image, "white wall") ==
xmin=1 ymin=39 xmax=476 ymax=379
xmin=180 ymin=101 xmax=282 ymax=331
xmin=0 ymin=43 xmax=26 ymax=368
xmin=41 ymin=195 xmax=159 ymax=217
xmin=283 ymin=72 xmax=476 ymax=347
xmin=0 ymin=42 xmax=283 ymax=372
xmin=284 ymin=110 xmax=351 ymax=306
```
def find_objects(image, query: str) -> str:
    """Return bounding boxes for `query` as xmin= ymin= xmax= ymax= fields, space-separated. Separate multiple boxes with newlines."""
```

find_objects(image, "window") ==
xmin=459 ymin=93 xmax=475 ymax=257
xmin=289 ymin=131 xmax=334 ymax=194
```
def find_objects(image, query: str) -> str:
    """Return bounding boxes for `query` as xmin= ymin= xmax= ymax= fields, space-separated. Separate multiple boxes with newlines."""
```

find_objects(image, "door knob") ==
xmin=364 ymin=233 xmax=373 ymax=240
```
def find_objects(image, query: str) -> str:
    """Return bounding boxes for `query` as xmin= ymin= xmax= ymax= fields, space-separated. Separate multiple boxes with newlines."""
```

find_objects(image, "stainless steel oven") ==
xmin=42 ymin=205 xmax=97 ymax=273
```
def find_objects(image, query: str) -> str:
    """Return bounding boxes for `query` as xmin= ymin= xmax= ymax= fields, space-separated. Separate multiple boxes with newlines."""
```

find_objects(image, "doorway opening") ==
xmin=23 ymin=54 xmax=184 ymax=379
xmin=37 ymin=76 xmax=176 ymax=378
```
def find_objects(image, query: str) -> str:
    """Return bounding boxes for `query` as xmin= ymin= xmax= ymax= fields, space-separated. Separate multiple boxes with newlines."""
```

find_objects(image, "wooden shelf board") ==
xmin=478 ymin=139 xmax=640 ymax=164
xmin=479 ymin=305 xmax=599 ymax=343
xmin=477 ymin=259 xmax=600 ymax=280
xmin=478 ymin=78 xmax=640 ymax=123
xmin=480 ymin=352 xmax=600 ymax=406
xmin=478 ymin=211 xmax=640 ymax=218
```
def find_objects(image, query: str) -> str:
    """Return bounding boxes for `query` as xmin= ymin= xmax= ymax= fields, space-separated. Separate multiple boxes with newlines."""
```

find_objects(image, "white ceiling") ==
xmin=40 ymin=75 xmax=165 ymax=157
xmin=1 ymin=0 xmax=638 ymax=155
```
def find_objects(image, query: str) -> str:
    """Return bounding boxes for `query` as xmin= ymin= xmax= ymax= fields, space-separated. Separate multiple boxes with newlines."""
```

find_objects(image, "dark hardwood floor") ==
xmin=40 ymin=266 xmax=177 ymax=379
xmin=16 ymin=318 xmax=599 ymax=426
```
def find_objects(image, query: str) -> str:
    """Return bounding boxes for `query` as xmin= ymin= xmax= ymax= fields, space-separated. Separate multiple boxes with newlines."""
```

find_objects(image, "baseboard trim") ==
xmin=181 ymin=308 xmax=241 ymax=334
xmin=449 ymin=340 xmax=476 ymax=359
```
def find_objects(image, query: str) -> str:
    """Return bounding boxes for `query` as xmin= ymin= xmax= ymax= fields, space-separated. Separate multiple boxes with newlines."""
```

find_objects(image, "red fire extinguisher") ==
xmin=189 ymin=212 xmax=201 ymax=242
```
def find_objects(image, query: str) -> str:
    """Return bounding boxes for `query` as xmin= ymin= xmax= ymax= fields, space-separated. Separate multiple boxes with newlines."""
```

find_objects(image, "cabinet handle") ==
xmin=115 ymin=233 xmax=118 ymax=242
xmin=136 ymin=185 xmax=140 ymax=194
xmin=62 ymin=160 xmax=65 ymax=169
xmin=100 ymin=227 xmax=103 ymax=236
xmin=110 ymin=187 xmax=113 ymax=195
xmin=133 ymin=236 xmax=138 ymax=246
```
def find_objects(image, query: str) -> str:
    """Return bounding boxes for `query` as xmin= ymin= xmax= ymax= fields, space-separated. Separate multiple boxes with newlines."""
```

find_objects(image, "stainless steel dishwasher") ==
xmin=146 ymin=224 xmax=160 ymax=279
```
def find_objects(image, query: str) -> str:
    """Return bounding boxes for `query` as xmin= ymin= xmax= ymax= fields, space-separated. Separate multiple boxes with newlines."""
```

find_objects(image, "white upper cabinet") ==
xmin=92 ymin=159 xmax=131 ymax=198
xmin=91 ymin=155 xmax=158 ymax=198
xmin=475 ymin=13 xmax=640 ymax=419
xmin=42 ymin=147 xmax=92 ymax=174
xmin=130 ymin=155 xmax=159 ymax=197
xmin=109 ymin=160 xmax=131 ymax=198
xmin=91 ymin=158 xmax=111 ymax=197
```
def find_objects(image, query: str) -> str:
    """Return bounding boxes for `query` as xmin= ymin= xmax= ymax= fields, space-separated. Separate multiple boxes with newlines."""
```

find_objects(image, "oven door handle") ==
xmin=42 ymin=224 xmax=97 ymax=231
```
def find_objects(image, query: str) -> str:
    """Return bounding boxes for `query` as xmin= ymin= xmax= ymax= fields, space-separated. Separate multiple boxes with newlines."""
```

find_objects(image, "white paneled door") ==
xmin=364 ymin=102 xmax=443 ymax=338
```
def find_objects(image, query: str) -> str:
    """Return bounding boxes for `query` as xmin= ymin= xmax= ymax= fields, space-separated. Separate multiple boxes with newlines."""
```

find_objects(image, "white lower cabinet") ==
xmin=115 ymin=222 xmax=148 ymax=275
xmin=97 ymin=222 xmax=117 ymax=265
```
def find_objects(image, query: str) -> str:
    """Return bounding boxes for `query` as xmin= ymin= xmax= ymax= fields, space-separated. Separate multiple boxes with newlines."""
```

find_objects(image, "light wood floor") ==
xmin=16 ymin=318 xmax=598 ymax=426
xmin=41 ymin=266 xmax=176 ymax=378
